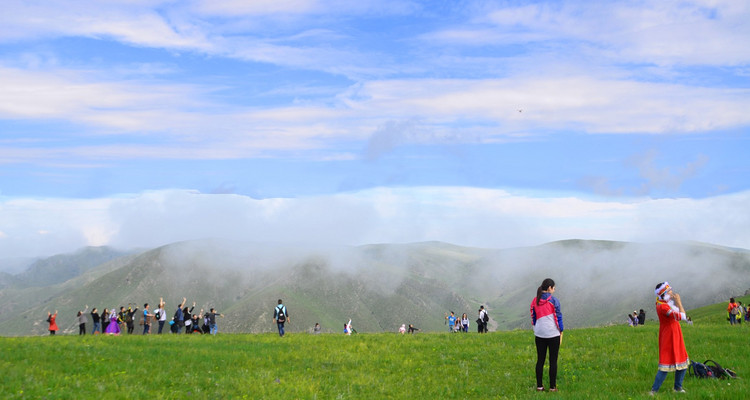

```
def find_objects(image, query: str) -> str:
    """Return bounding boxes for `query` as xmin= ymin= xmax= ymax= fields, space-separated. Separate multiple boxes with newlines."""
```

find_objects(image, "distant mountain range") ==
xmin=1 ymin=239 xmax=748 ymax=336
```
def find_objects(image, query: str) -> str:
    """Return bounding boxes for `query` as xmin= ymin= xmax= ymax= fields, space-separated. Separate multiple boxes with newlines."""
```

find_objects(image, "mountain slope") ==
xmin=2 ymin=239 xmax=749 ymax=336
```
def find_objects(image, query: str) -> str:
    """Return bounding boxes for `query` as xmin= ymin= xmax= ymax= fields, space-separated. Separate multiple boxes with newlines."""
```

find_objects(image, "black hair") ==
xmin=730 ymin=297 xmax=735 ymax=303
xmin=536 ymin=278 xmax=555 ymax=306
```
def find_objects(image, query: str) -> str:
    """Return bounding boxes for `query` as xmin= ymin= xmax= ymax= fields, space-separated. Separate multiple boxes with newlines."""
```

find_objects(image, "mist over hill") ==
xmin=1 ymin=239 xmax=748 ymax=336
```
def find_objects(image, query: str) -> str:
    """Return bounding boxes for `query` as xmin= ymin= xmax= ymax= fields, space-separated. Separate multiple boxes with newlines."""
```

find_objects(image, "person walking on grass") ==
xmin=273 ymin=299 xmax=289 ymax=337
xmin=649 ymin=282 xmax=689 ymax=395
xmin=530 ymin=278 xmax=563 ymax=393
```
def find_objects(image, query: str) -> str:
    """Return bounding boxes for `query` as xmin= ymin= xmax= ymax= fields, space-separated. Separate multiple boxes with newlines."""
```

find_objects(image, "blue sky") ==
xmin=1 ymin=0 xmax=749 ymax=259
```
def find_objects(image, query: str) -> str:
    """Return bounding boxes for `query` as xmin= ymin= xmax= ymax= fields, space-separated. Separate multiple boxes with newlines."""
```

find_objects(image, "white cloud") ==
xmin=1 ymin=188 xmax=748 ymax=259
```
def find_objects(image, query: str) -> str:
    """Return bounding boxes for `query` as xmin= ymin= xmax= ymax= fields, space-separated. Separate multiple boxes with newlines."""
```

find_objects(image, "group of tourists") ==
xmin=726 ymin=298 xmax=748 ymax=325
xmin=443 ymin=305 xmax=490 ymax=333
xmin=627 ymin=309 xmax=646 ymax=326
xmin=47 ymin=297 xmax=224 ymax=336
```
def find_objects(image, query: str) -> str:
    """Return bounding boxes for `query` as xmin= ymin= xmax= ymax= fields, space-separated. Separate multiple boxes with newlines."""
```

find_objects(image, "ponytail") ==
xmin=536 ymin=278 xmax=556 ymax=305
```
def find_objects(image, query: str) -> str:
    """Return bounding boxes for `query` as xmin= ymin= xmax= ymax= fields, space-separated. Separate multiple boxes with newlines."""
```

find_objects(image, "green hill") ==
xmin=2 ymin=239 xmax=750 ymax=336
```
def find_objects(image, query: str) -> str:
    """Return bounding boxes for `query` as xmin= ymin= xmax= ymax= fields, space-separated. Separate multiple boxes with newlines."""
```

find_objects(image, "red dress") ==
xmin=49 ymin=314 xmax=59 ymax=332
xmin=656 ymin=300 xmax=689 ymax=371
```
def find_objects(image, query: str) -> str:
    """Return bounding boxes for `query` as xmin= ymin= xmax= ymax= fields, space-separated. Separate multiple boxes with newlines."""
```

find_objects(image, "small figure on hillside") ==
xmin=47 ymin=310 xmax=59 ymax=335
xmin=142 ymin=303 xmax=154 ymax=335
xmin=125 ymin=304 xmax=138 ymax=334
xmin=727 ymin=297 xmax=740 ymax=325
xmin=649 ymin=282 xmax=689 ymax=395
xmin=208 ymin=308 xmax=224 ymax=335
xmin=530 ymin=278 xmax=563 ymax=393
xmin=155 ymin=298 xmax=167 ymax=334
xmin=686 ymin=316 xmax=693 ymax=325
xmin=477 ymin=306 xmax=489 ymax=333
xmin=105 ymin=308 xmax=121 ymax=335
xmin=628 ymin=313 xmax=636 ymax=327
xmin=408 ymin=324 xmax=419 ymax=334
xmin=638 ymin=309 xmax=646 ymax=325
xmin=445 ymin=311 xmax=457 ymax=332
xmin=632 ymin=311 xmax=640 ymax=326
xmin=461 ymin=313 xmax=470 ymax=333
xmin=101 ymin=308 xmax=110 ymax=332
xmin=344 ymin=319 xmax=353 ymax=335
xmin=273 ymin=299 xmax=289 ymax=337
xmin=399 ymin=324 xmax=406 ymax=334
xmin=174 ymin=297 xmax=187 ymax=334
xmin=737 ymin=302 xmax=744 ymax=325
xmin=313 ymin=323 xmax=321 ymax=334
xmin=183 ymin=302 xmax=196 ymax=334
xmin=90 ymin=308 xmax=101 ymax=334
xmin=77 ymin=305 xmax=89 ymax=335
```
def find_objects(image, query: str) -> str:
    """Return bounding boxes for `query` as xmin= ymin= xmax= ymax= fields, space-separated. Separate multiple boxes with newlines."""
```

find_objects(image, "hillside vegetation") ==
xmin=2 ymin=302 xmax=748 ymax=399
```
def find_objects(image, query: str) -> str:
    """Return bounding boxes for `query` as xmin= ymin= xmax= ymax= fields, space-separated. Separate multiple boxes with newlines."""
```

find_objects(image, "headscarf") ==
xmin=655 ymin=282 xmax=671 ymax=300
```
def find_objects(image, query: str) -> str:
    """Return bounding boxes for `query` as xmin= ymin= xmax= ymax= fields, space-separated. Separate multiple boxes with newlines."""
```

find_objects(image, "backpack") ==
xmin=704 ymin=360 xmax=737 ymax=379
xmin=155 ymin=310 xmax=161 ymax=320
xmin=730 ymin=306 xmax=739 ymax=315
xmin=689 ymin=361 xmax=713 ymax=378
xmin=276 ymin=305 xmax=286 ymax=323
xmin=690 ymin=359 xmax=737 ymax=379
xmin=483 ymin=311 xmax=489 ymax=323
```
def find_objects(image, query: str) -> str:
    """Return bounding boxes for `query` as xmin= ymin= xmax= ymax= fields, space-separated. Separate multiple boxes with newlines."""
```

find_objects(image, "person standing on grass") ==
xmin=273 ymin=299 xmax=288 ymax=337
xmin=155 ymin=298 xmax=167 ymax=334
xmin=91 ymin=308 xmax=101 ymax=334
xmin=174 ymin=297 xmax=186 ymax=334
xmin=727 ymin=297 xmax=739 ymax=325
xmin=105 ymin=308 xmax=121 ymax=335
xmin=47 ymin=310 xmax=59 ymax=335
xmin=208 ymin=308 xmax=223 ymax=335
xmin=125 ymin=304 xmax=138 ymax=334
xmin=77 ymin=305 xmax=89 ymax=335
xmin=445 ymin=311 xmax=457 ymax=332
xmin=461 ymin=313 xmax=470 ymax=333
xmin=101 ymin=308 xmax=110 ymax=333
xmin=142 ymin=303 xmax=154 ymax=335
xmin=183 ymin=302 xmax=196 ymax=334
xmin=650 ymin=282 xmax=689 ymax=395
xmin=477 ymin=306 xmax=488 ymax=333
xmin=530 ymin=278 xmax=563 ymax=393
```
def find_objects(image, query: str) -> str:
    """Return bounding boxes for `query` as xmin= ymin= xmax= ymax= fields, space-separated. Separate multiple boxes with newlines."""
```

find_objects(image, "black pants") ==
xmin=79 ymin=323 xmax=86 ymax=335
xmin=535 ymin=335 xmax=560 ymax=389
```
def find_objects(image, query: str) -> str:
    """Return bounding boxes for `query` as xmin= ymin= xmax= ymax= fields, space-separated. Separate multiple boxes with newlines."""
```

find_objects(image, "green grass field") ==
xmin=3 ymin=297 xmax=749 ymax=399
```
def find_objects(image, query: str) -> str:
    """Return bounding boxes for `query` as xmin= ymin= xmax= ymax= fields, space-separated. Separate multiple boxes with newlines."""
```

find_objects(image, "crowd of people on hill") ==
xmin=46 ymin=297 xmax=223 ymax=336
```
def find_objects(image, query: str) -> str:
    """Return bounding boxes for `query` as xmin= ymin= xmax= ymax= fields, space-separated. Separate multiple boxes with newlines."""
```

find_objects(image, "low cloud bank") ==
xmin=0 ymin=187 xmax=749 ymax=261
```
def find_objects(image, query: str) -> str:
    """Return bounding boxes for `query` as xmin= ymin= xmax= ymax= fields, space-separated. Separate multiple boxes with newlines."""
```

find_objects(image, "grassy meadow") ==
xmin=2 ymin=297 xmax=749 ymax=399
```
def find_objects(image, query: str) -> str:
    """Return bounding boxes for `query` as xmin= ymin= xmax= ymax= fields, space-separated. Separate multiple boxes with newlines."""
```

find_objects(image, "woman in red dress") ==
xmin=650 ymin=282 xmax=688 ymax=394
xmin=47 ymin=310 xmax=58 ymax=335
